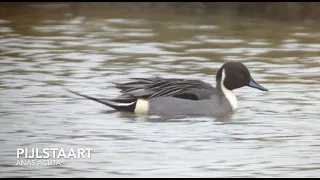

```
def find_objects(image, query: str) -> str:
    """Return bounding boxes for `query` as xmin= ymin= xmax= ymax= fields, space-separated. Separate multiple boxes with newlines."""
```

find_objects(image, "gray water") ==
xmin=0 ymin=3 xmax=320 ymax=178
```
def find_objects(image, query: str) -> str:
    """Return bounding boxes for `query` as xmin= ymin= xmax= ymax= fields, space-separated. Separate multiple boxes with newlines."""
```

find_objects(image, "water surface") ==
xmin=0 ymin=3 xmax=319 ymax=178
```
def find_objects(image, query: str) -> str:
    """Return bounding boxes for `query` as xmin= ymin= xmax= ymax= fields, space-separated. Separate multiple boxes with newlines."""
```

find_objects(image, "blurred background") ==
xmin=0 ymin=2 xmax=319 ymax=178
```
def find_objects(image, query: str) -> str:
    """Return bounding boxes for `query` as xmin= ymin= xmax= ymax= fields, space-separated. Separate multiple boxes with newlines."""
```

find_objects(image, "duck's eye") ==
xmin=241 ymin=72 xmax=246 ymax=77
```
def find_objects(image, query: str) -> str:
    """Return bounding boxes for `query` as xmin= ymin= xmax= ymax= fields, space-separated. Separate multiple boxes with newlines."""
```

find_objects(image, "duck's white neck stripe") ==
xmin=221 ymin=69 xmax=238 ymax=109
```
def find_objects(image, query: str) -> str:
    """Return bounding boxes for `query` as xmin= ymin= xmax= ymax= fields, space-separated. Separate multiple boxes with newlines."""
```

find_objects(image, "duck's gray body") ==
xmin=147 ymin=93 xmax=232 ymax=117
xmin=66 ymin=62 xmax=268 ymax=118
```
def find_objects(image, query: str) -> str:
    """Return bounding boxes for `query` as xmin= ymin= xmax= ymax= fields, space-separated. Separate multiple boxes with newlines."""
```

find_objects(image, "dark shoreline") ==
xmin=1 ymin=2 xmax=319 ymax=22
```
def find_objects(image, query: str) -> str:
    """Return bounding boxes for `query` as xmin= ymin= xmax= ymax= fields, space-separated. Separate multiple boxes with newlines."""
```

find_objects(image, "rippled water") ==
xmin=1 ymin=3 xmax=320 ymax=178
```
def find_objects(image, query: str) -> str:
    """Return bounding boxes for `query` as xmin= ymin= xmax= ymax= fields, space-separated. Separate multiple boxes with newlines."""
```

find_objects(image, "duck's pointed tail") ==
xmin=65 ymin=88 xmax=137 ymax=112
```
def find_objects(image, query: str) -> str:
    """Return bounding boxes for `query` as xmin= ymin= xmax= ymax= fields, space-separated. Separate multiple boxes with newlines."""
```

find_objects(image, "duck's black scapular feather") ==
xmin=114 ymin=77 xmax=215 ymax=101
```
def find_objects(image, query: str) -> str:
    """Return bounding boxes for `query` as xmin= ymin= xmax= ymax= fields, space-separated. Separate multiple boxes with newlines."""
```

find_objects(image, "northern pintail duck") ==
xmin=67 ymin=62 xmax=268 ymax=117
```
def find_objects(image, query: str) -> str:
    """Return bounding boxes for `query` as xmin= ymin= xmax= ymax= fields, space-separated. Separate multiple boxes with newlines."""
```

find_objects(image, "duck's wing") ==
xmin=114 ymin=77 xmax=215 ymax=101
xmin=65 ymin=77 xmax=216 ymax=113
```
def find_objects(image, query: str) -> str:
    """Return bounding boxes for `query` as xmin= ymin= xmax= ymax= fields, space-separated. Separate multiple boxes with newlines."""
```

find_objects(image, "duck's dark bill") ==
xmin=248 ymin=78 xmax=268 ymax=91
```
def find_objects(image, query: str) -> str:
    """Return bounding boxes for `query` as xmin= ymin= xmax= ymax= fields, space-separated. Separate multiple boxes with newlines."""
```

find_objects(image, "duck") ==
xmin=66 ymin=61 xmax=268 ymax=117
